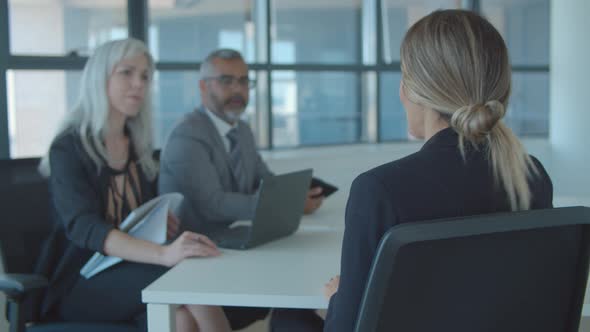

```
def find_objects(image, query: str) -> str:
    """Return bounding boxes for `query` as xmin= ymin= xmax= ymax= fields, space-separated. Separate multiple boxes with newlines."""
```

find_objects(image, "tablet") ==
xmin=310 ymin=177 xmax=339 ymax=198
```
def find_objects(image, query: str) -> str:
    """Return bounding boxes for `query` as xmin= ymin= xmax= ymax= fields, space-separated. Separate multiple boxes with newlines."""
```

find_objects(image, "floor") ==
xmin=0 ymin=293 xmax=271 ymax=331
xmin=0 ymin=303 xmax=270 ymax=332
xmin=2 ymin=298 xmax=590 ymax=332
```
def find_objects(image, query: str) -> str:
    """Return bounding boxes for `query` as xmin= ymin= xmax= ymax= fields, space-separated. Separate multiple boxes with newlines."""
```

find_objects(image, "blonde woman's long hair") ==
xmin=39 ymin=38 xmax=158 ymax=180
xmin=400 ymin=10 xmax=538 ymax=211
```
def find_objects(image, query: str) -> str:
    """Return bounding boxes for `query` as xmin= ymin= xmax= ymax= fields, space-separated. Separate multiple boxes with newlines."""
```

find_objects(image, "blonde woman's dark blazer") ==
xmin=324 ymin=127 xmax=553 ymax=332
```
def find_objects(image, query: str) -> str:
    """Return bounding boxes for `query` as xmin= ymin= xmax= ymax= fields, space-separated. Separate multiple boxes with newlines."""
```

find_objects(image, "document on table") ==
xmin=80 ymin=192 xmax=183 ymax=279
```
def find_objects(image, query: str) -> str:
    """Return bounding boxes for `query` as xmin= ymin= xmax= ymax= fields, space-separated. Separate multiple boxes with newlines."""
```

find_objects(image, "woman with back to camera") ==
xmin=38 ymin=38 xmax=230 ymax=332
xmin=323 ymin=9 xmax=553 ymax=331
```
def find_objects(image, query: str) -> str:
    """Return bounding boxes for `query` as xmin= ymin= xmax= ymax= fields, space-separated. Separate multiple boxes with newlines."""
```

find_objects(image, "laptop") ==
xmin=210 ymin=169 xmax=313 ymax=250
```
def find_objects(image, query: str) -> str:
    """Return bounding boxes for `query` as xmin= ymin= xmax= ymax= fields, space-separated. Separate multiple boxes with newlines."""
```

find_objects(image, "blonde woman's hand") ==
xmin=324 ymin=275 xmax=340 ymax=299
xmin=161 ymin=231 xmax=221 ymax=267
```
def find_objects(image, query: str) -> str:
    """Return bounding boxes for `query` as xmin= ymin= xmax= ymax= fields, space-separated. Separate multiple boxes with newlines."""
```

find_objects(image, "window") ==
xmin=6 ymin=70 xmax=81 ymax=158
xmin=271 ymin=0 xmax=361 ymax=64
xmin=272 ymin=71 xmax=360 ymax=147
xmin=481 ymin=0 xmax=550 ymax=66
xmin=0 ymin=0 xmax=552 ymax=158
xmin=151 ymin=70 xmax=259 ymax=147
xmin=8 ymin=0 xmax=127 ymax=56
xmin=147 ymin=0 xmax=258 ymax=62
xmin=381 ymin=0 xmax=462 ymax=63
xmin=482 ymin=0 xmax=550 ymax=137
xmin=506 ymin=72 xmax=549 ymax=136
xmin=379 ymin=72 xmax=407 ymax=140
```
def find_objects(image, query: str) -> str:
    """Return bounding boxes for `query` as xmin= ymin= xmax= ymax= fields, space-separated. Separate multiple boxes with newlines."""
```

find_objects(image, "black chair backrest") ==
xmin=0 ymin=158 xmax=51 ymax=276
xmin=0 ymin=159 xmax=143 ymax=331
xmin=0 ymin=158 xmax=51 ymax=323
xmin=355 ymin=207 xmax=590 ymax=332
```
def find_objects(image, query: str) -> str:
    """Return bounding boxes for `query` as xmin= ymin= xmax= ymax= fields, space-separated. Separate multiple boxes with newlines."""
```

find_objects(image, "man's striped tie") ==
xmin=226 ymin=128 xmax=249 ymax=192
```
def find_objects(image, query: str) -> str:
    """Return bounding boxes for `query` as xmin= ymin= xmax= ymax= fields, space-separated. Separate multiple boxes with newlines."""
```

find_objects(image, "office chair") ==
xmin=0 ymin=158 xmax=139 ymax=332
xmin=355 ymin=207 xmax=590 ymax=332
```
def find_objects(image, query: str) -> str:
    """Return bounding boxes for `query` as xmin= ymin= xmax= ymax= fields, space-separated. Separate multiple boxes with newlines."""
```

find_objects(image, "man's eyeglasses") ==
xmin=204 ymin=75 xmax=256 ymax=89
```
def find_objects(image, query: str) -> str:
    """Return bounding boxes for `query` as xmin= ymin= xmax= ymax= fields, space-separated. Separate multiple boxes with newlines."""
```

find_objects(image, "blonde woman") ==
xmin=323 ymin=10 xmax=553 ymax=331
xmin=38 ymin=39 xmax=230 ymax=332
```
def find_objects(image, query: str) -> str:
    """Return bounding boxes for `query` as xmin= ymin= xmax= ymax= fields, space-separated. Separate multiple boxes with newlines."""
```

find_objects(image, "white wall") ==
xmin=549 ymin=0 xmax=590 ymax=196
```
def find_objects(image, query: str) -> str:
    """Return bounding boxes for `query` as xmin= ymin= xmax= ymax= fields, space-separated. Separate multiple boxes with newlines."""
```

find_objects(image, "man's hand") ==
xmin=324 ymin=275 xmax=340 ymax=299
xmin=304 ymin=187 xmax=324 ymax=214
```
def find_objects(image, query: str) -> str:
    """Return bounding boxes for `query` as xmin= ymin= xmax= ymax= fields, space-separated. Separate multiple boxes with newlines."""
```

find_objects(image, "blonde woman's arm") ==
xmin=103 ymin=228 xmax=220 ymax=267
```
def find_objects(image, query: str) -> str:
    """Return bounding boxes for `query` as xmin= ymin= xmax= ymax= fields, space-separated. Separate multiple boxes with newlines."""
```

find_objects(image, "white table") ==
xmin=143 ymin=194 xmax=590 ymax=331
xmin=299 ymin=191 xmax=346 ymax=231
xmin=142 ymin=228 xmax=343 ymax=332
xmin=554 ymin=196 xmax=590 ymax=209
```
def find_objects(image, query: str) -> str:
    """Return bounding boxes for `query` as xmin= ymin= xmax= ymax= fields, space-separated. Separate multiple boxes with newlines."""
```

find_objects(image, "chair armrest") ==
xmin=0 ymin=273 xmax=48 ymax=298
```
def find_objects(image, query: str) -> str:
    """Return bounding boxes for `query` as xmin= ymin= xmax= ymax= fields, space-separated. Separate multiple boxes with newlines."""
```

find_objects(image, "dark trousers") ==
xmin=224 ymin=307 xmax=324 ymax=331
xmin=57 ymin=262 xmax=167 ymax=331
xmin=270 ymin=309 xmax=324 ymax=332
xmin=58 ymin=262 xmax=324 ymax=331
xmin=223 ymin=306 xmax=270 ymax=330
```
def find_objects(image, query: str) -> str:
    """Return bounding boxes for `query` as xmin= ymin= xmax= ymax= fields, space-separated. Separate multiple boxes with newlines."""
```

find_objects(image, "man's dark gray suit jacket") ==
xmin=158 ymin=108 xmax=272 ymax=234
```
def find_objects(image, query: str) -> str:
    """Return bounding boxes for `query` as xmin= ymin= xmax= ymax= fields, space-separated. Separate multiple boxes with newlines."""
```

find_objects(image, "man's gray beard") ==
xmin=223 ymin=108 xmax=245 ymax=123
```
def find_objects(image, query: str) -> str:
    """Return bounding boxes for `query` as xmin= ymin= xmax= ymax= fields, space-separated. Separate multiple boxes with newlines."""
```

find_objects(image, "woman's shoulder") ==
xmin=348 ymin=156 xmax=417 ymax=204
xmin=528 ymin=154 xmax=553 ymax=206
xmin=49 ymin=128 xmax=96 ymax=171
xmin=360 ymin=150 xmax=430 ymax=183
xmin=50 ymin=127 xmax=81 ymax=152
xmin=528 ymin=155 xmax=552 ymax=183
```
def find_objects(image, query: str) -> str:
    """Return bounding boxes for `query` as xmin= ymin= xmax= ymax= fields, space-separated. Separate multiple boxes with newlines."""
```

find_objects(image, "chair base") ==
xmin=26 ymin=322 xmax=139 ymax=332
